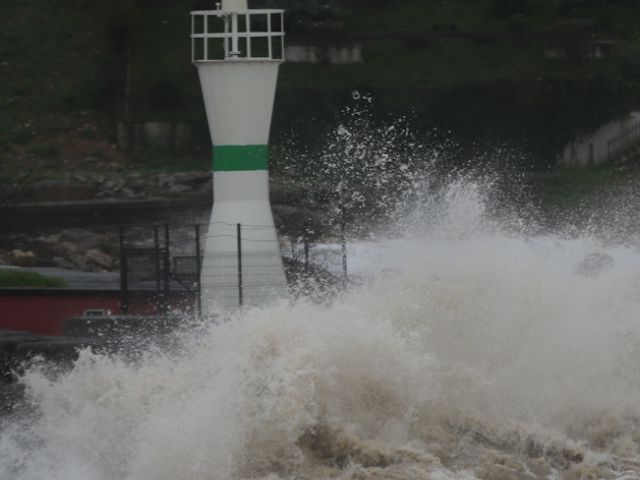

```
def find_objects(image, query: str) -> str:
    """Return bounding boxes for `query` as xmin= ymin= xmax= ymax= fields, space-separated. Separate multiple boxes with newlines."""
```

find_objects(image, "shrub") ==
xmin=10 ymin=128 xmax=33 ymax=145
xmin=0 ymin=270 xmax=67 ymax=288
xmin=148 ymin=79 xmax=185 ymax=110
xmin=25 ymin=142 xmax=59 ymax=158
xmin=507 ymin=13 xmax=529 ymax=32
xmin=262 ymin=0 xmax=346 ymax=32
xmin=490 ymin=0 xmax=529 ymax=17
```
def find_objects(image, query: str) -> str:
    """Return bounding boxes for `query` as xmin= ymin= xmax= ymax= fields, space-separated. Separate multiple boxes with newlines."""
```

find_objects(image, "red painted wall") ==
xmin=0 ymin=291 xmax=195 ymax=336
xmin=0 ymin=295 xmax=120 ymax=336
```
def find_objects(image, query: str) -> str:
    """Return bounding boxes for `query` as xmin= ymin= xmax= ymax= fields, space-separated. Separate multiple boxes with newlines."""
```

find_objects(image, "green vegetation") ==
xmin=0 ymin=269 xmax=68 ymax=288
xmin=25 ymin=142 xmax=59 ymax=158
xmin=534 ymin=164 xmax=640 ymax=211
xmin=3 ymin=0 xmax=640 ymax=170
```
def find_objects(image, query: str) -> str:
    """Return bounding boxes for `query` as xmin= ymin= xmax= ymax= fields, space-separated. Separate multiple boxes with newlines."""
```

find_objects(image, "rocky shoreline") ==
xmin=15 ymin=170 xmax=213 ymax=203
xmin=0 ymin=170 xmax=336 ymax=273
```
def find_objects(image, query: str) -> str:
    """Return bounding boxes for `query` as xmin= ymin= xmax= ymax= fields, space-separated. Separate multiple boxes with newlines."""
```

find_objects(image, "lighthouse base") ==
xmin=200 ymin=197 xmax=287 ymax=313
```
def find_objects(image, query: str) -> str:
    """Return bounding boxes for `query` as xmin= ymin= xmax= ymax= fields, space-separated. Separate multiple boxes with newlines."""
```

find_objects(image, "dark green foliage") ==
xmin=262 ymin=0 xmax=342 ymax=18
xmin=620 ymin=43 xmax=640 ymax=81
xmin=25 ymin=143 xmax=59 ymax=158
xmin=262 ymin=0 xmax=346 ymax=32
xmin=621 ymin=59 xmax=640 ymax=81
xmin=404 ymin=33 xmax=431 ymax=50
xmin=9 ymin=129 xmax=33 ymax=146
xmin=3 ymin=0 xmax=640 ymax=172
xmin=507 ymin=13 xmax=529 ymax=31
xmin=148 ymin=79 xmax=185 ymax=110
xmin=490 ymin=0 xmax=529 ymax=17
xmin=107 ymin=20 xmax=132 ymax=56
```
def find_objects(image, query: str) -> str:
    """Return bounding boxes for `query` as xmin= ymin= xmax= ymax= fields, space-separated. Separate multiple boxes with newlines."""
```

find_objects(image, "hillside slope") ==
xmin=2 ymin=0 xmax=640 ymax=169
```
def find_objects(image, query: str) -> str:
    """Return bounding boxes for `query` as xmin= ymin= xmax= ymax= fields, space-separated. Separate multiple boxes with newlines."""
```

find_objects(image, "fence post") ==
xmin=154 ymin=225 xmax=161 ymax=294
xmin=163 ymin=223 xmax=171 ymax=314
xmin=195 ymin=224 xmax=202 ymax=318
xmin=119 ymin=226 xmax=129 ymax=315
xmin=341 ymin=218 xmax=347 ymax=284
xmin=237 ymin=223 xmax=243 ymax=308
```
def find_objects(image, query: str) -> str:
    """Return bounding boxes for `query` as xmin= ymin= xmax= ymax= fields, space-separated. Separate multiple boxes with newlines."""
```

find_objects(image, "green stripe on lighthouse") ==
xmin=213 ymin=145 xmax=268 ymax=171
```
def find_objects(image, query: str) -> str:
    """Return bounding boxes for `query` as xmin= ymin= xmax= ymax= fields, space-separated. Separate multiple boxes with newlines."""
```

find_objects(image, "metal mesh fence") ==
xmin=283 ymin=242 xmax=346 ymax=277
xmin=118 ymin=222 xmax=348 ymax=315
xmin=173 ymin=256 xmax=199 ymax=282
xmin=119 ymin=224 xmax=196 ymax=314
xmin=200 ymin=250 xmax=287 ymax=309
xmin=124 ymin=249 xmax=161 ymax=283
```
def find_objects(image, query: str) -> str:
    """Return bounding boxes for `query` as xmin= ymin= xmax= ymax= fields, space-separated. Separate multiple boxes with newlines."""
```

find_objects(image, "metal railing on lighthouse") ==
xmin=191 ymin=8 xmax=285 ymax=62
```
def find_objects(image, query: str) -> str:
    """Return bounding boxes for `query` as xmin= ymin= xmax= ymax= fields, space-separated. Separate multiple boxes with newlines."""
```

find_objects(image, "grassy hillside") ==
xmin=2 ymin=0 xmax=640 ymax=169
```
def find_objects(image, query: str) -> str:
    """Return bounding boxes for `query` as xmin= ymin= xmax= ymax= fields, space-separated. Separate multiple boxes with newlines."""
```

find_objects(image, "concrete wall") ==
xmin=116 ymin=121 xmax=191 ymax=152
xmin=560 ymin=112 xmax=640 ymax=167
xmin=285 ymin=45 xmax=363 ymax=64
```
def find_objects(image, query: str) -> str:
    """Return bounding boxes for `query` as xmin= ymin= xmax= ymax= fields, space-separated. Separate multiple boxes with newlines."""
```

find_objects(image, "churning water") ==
xmin=3 ymin=120 xmax=640 ymax=479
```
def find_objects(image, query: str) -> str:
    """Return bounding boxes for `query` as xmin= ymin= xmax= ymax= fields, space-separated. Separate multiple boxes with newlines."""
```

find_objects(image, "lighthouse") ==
xmin=191 ymin=0 xmax=287 ymax=311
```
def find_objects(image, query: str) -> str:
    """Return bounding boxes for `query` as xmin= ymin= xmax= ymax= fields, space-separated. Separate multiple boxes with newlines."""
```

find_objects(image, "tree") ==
xmin=490 ymin=0 xmax=529 ymax=17
xmin=260 ymin=0 xmax=345 ymax=31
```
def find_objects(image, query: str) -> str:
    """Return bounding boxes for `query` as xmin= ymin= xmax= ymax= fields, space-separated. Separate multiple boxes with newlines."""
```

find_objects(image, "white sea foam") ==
xmin=2 ymin=170 xmax=640 ymax=480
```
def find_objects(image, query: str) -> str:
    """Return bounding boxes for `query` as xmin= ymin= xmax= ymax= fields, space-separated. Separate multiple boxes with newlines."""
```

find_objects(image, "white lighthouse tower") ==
xmin=191 ymin=0 xmax=287 ymax=311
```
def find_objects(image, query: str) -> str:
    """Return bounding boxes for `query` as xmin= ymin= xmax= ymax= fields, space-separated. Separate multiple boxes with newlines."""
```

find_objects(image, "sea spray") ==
xmin=3 ymin=152 xmax=640 ymax=478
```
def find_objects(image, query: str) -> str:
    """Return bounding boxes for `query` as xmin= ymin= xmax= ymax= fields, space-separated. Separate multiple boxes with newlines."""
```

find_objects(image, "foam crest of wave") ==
xmin=3 ymin=165 xmax=640 ymax=479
